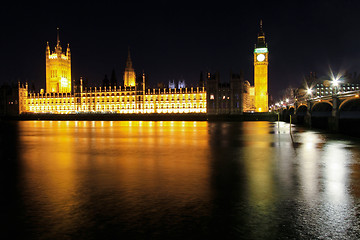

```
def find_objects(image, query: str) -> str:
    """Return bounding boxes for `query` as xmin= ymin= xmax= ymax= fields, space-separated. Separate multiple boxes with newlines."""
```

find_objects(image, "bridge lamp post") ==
xmin=306 ymin=88 xmax=312 ymax=99
xmin=332 ymin=77 xmax=340 ymax=95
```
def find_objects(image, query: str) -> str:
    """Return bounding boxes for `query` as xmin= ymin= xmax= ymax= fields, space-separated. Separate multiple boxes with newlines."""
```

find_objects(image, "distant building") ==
xmin=169 ymin=79 xmax=186 ymax=89
xmin=178 ymin=80 xmax=185 ymax=88
xmin=168 ymin=80 xmax=176 ymax=89
xmin=0 ymin=82 xmax=27 ymax=116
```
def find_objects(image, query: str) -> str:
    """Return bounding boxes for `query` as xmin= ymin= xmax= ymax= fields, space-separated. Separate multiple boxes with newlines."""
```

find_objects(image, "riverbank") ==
xmin=1 ymin=113 xmax=278 ymax=122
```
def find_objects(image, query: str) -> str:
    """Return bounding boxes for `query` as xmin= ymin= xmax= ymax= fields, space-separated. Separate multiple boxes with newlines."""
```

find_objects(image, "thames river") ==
xmin=1 ymin=120 xmax=360 ymax=239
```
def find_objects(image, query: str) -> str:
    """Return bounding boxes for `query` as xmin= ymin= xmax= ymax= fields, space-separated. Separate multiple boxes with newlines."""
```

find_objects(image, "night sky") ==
xmin=1 ymin=0 xmax=360 ymax=100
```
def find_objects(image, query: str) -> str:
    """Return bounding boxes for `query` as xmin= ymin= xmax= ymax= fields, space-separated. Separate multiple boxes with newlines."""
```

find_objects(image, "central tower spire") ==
xmin=123 ymin=48 xmax=136 ymax=87
xmin=126 ymin=47 xmax=133 ymax=69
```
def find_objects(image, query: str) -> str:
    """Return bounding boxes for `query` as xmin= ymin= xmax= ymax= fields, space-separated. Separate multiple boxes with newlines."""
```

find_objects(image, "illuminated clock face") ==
xmin=257 ymin=54 xmax=265 ymax=62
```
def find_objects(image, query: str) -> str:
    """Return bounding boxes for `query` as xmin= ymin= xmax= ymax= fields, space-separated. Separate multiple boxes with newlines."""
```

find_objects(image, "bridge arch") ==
xmin=338 ymin=97 xmax=360 ymax=136
xmin=311 ymin=101 xmax=333 ymax=112
xmin=310 ymin=101 xmax=332 ymax=129
xmin=288 ymin=106 xmax=294 ymax=114
xmin=296 ymin=104 xmax=307 ymax=113
xmin=339 ymin=97 xmax=360 ymax=111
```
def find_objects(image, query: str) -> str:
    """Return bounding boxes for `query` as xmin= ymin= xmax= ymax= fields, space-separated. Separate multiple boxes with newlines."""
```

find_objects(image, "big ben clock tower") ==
xmin=254 ymin=20 xmax=268 ymax=112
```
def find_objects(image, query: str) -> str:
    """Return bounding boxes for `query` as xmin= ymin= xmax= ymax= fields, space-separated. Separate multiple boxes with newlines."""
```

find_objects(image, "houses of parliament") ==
xmin=11 ymin=23 xmax=269 ymax=116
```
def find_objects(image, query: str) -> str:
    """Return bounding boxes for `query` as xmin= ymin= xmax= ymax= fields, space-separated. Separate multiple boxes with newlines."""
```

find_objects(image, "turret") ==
xmin=66 ymin=43 xmax=71 ymax=60
xmin=46 ymin=41 xmax=50 ymax=57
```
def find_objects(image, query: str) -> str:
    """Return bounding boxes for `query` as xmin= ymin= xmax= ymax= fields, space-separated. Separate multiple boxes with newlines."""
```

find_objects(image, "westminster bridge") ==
xmin=278 ymin=90 xmax=360 ymax=135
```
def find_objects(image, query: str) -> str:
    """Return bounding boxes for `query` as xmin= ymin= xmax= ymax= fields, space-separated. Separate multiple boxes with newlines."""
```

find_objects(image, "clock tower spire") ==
xmin=254 ymin=20 xmax=269 ymax=112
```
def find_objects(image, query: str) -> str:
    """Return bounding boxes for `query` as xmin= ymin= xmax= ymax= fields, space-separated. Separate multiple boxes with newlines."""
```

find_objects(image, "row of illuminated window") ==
xmin=145 ymin=94 xmax=204 ymax=101
xmin=145 ymin=103 xmax=205 ymax=109
xmin=29 ymin=91 xmax=205 ymax=98
xmin=48 ymin=54 xmax=68 ymax=60
xmin=30 ymin=106 xmax=76 ymax=111
xmin=50 ymin=70 xmax=69 ymax=78
xmin=50 ymin=70 xmax=57 ymax=78
xmin=209 ymin=94 xmax=232 ymax=100
xmin=28 ymin=103 xmax=206 ymax=112
xmin=317 ymin=86 xmax=359 ymax=91
xmin=28 ymin=98 xmax=74 ymax=105
xmin=28 ymin=97 xmax=206 ymax=105
xmin=79 ymin=93 xmax=205 ymax=99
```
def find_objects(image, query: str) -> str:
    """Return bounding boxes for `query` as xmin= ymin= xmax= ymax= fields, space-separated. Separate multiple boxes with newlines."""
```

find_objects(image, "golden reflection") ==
xmin=18 ymin=120 xmax=211 ymax=231
xmin=242 ymin=121 xmax=275 ymax=210
xmin=12 ymin=120 xmax=360 ymax=238
xmin=18 ymin=121 xmax=81 ymax=229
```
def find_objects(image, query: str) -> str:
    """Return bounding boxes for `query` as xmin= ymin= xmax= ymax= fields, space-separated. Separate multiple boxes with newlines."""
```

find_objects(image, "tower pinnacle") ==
xmin=57 ymin=27 xmax=60 ymax=46
xmin=256 ymin=20 xmax=266 ymax=48
xmin=126 ymin=47 xmax=133 ymax=69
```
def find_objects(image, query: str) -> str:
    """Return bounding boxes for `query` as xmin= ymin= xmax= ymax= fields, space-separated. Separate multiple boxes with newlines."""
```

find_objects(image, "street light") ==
xmin=331 ymin=76 xmax=340 ymax=95
xmin=305 ymin=88 xmax=312 ymax=100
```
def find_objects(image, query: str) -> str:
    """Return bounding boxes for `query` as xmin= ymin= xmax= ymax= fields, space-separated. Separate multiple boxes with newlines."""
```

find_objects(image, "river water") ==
xmin=1 ymin=121 xmax=360 ymax=239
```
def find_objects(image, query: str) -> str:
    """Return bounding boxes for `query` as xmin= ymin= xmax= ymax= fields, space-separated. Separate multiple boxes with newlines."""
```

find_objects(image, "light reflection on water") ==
xmin=2 ymin=120 xmax=360 ymax=239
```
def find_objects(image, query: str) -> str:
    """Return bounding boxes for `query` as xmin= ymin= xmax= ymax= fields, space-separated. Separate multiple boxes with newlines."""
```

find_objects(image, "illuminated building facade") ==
xmin=13 ymin=24 xmax=267 ymax=116
xmin=46 ymin=28 xmax=71 ymax=93
xmin=18 ymin=34 xmax=206 ymax=114
xmin=243 ymin=80 xmax=255 ymax=111
xmin=254 ymin=20 xmax=269 ymax=112
xmin=21 ymin=84 xmax=206 ymax=114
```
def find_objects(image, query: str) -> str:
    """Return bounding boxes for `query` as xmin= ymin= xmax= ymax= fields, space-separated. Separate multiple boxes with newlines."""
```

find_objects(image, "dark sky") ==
xmin=1 ymin=0 xmax=360 ymax=100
